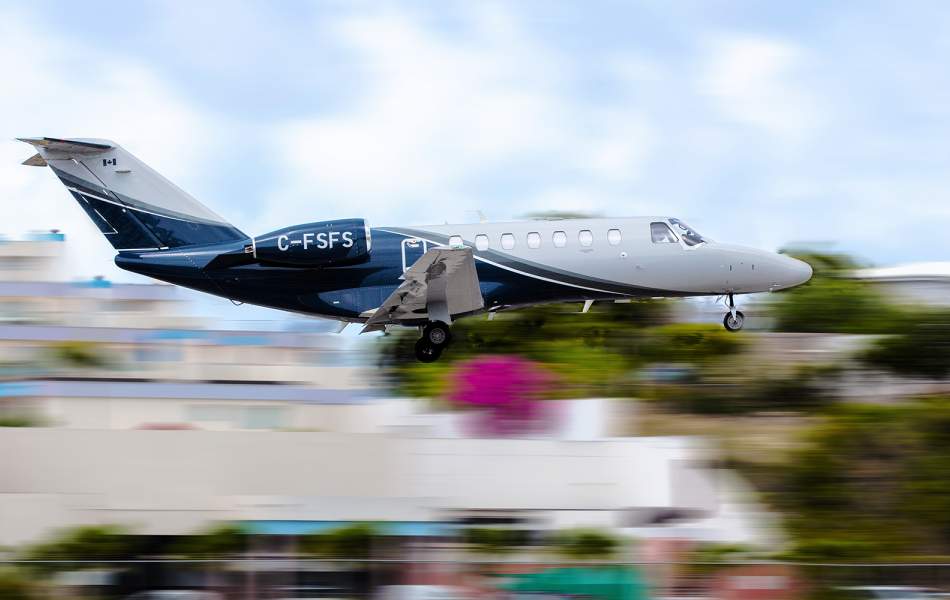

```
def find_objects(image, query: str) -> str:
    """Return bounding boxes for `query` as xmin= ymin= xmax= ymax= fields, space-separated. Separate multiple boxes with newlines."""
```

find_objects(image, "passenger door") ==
xmin=401 ymin=238 xmax=428 ymax=273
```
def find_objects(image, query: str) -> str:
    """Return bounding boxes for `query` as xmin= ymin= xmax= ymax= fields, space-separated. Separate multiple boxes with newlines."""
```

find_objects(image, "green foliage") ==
xmin=776 ymin=249 xmax=860 ymax=276
xmin=550 ymin=529 xmax=619 ymax=560
xmin=771 ymin=250 xmax=905 ymax=334
xmin=863 ymin=311 xmax=950 ymax=378
xmin=172 ymin=524 xmax=246 ymax=558
xmin=772 ymin=398 xmax=950 ymax=557
xmin=463 ymin=527 xmax=527 ymax=555
xmin=0 ymin=414 xmax=43 ymax=427
xmin=0 ymin=568 xmax=37 ymax=599
xmin=772 ymin=277 xmax=902 ymax=334
xmin=48 ymin=341 xmax=110 ymax=368
xmin=680 ymin=543 xmax=762 ymax=577
xmin=777 ymin=538 xmax=883 ymax=563
xmin=689 ymin=542 xmax=758 ymax=564
xmin=21 ymin=525 xmax=135 ymax=574
xmin=300 ymin=524 xmax=377 ymax=559
xmin=649 ymin=363 xmax=840 ymax=415
xmin=378 ymin=301 xmax=684 ymax=398
xmin=638 ymin=324 xmax=745 ymax=364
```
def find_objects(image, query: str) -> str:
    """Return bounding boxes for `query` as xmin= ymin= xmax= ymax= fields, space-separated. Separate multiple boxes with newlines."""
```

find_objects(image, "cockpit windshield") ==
xmin=669 ymin=218 xmax=706 ymax=247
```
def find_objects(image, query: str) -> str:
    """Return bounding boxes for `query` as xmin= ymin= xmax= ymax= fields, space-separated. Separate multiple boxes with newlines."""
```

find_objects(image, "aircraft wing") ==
xmin=361 ymin=247 xmax=484 ymax=333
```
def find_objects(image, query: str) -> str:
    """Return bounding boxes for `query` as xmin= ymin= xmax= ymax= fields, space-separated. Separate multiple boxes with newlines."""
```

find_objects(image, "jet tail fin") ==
xmin=18 ymin=137 xmax=247 ymax=251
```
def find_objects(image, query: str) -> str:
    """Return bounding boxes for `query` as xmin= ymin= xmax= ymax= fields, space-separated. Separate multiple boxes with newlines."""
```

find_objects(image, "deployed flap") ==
xmin=362 ymin=247 xmax=484 ymax=333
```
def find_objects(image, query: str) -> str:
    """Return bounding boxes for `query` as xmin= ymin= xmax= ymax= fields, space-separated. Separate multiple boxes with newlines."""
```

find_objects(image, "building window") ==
xmin=449 ymin=235 xmax=463 ymax=248
xmin=526 ymin=232 xmax=541 ymax=249
xmin=475 ymin=234 xmax=489 ymax=251
xmin=578 ymin=230 xmax=593 ymax=247
xmin=501 ymin=233 xmax=516 ymax=250
xmin=651 ymin=222 xmax=679 ymax=243
xmin=607 ymin=229 xmax=622 ymax=245
xmin=552 ymin=231 xmax=567 ymax=247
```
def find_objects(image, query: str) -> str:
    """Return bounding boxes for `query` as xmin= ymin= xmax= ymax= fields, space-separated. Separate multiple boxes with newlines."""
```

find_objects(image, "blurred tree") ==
xmin=637 ymin=324 xmax=745 ymax=364
xmin=20 ymin=525 xmax=136 ymax=575
xmin=550 ymin=529 xmax=619 ymax=560
xmin=377 ymin=301 xmax=672 ymax=398
xmin=48 ymin=341 xmax=110 ymax=369
xmin=863 ymin=311 xmax=950 ymax=379
xmin=0 ymin=414 xmax=44 ymax=427
xmin=772 ymin=399 xmax=950 ymax=558
xmin=649 ymin=363 xmax=840 ymax=415
xmin=463 ymin=528 xmax=527 ymax=555
xmin=300 ymin=524 xmax=377 ymax=559
xmin=0 ymin=568 xmax=37 ymax=599
xmin=172 ymin=524 xmax=247 ymax=558
xmin=771 ymin=250 xmax=904 ymax=334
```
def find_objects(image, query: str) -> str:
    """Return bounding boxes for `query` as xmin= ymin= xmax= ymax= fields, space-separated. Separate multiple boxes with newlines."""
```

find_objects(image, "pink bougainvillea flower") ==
xmin=448 ymin=355 xmax=559 ymax=436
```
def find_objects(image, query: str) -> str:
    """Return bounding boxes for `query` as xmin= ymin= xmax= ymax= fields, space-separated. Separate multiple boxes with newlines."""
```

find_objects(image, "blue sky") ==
xmin=2 ymin=0 xmax=950 ymax=292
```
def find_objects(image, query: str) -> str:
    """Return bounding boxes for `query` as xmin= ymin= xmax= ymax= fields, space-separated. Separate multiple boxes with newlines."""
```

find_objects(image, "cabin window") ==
xmin=475 ymin=234 xmax=489 ymax=251
xmin=578 ymin=230 xmax=593 ymax=247
xmin=527 ymin=232 xmax=541 ymax=249
xmin=607 ymin=229 xmax=622 ymax=245
xmin=449 ymin=235 xmax=463 ymax=248
xmin=651 ymin=222 xmax=679 ymax=243
xmin=501 ymin=233 xmax=516 ymax=250
xmin=553 ymin=230 xmax=567 ymax=247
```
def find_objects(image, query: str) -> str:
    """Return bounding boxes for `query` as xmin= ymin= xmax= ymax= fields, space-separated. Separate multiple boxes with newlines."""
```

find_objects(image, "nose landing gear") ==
xmin=722 ymin=293 xmax=745 ymax=332
xmin=414 ymin=320 xmax=452 ymax=362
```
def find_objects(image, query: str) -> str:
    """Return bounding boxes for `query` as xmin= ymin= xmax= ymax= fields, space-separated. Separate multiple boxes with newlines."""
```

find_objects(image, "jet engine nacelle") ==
xmin=252 ymin=218 xmax=371 ymax=267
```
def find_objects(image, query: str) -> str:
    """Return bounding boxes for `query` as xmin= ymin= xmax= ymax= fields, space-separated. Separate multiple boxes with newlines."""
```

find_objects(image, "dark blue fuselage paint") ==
xmin=114 ymin=229 xmax=630 ymax=323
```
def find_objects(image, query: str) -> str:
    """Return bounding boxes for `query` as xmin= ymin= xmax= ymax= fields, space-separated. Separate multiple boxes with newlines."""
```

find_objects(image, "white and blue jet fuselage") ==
xmin=18 ymin=137 xmax=812 ymax=361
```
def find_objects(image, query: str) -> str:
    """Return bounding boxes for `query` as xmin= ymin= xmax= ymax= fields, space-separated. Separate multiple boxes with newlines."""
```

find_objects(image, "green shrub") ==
xmin=463 ymin=528 xmax=527 ymax=555
xmin=550 ymin=529 xmax=619 ymax=560
xmin=300 ymin=524 xmax=377 ymax=559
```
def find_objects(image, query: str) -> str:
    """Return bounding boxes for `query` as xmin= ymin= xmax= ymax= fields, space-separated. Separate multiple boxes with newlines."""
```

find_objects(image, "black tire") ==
xmin=414 ymin=338 xmax=442 ymax=363
xmin=423 ymin=321 xmax=452 ymax=348
xmin=723 ymin=310 xmax=745 ymax=332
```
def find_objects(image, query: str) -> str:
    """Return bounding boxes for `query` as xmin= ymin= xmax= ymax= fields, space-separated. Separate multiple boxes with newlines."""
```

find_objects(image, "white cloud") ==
xmin=262 ymin=6 xmax=656 ymax=229
xmin=700 ymin=36 xmax=824 ymax=142
xmin=0 ymin=7 xmax=238 ymax=281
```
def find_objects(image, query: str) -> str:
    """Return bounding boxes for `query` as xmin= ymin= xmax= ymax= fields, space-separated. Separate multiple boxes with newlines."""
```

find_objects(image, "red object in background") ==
xmin=711 ymin=564 xmax=801 ymax=600
xmin=448 ymin=355 xmax=557 ymax=436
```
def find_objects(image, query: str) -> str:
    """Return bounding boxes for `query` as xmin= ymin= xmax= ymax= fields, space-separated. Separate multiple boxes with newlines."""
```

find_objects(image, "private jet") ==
xmin=18 ymin=137 xmax=812 ymax=362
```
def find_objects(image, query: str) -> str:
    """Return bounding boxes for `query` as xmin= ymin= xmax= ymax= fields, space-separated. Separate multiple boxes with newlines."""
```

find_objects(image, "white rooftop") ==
xmin=853 ymin=262 xmax=950 ymax=281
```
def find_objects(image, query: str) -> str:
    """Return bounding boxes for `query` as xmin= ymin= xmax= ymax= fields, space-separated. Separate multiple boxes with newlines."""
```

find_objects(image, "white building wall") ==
xmin=0 ymin=429 xmax=728 ymax=546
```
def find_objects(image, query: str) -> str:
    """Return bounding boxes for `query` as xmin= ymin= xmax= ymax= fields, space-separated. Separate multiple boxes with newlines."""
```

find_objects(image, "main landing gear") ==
xmin=414 ymin=320 xmax=452 ymax=363
xmin=722 ymin=293 xmax=745 ymax=332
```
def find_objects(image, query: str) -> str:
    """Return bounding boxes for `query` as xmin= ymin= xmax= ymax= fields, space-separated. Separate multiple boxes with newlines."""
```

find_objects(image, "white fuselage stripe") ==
xmin=377 ymin=229 xmax=625 ymax=296
xmin=66 ymin=186 xmax=201 ymax=223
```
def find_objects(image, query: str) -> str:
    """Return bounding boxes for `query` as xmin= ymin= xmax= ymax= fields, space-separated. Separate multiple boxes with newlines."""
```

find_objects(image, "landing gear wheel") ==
xmin=423 ymin=321 xmax=452 ymax=348
xmin=723 ymin=310 xmax=745 ymax=332
xmin=414 ymin=338 xmax=442 ymax=363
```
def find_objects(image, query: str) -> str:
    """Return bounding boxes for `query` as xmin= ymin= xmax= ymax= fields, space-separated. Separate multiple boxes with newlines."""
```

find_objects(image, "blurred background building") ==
xmin=0 ymin=232 xmax=785 ymax=599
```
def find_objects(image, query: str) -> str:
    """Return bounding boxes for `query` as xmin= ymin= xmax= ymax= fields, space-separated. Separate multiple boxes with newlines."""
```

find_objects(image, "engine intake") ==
xmin=251 ymin=218 xmax=371 ymax=267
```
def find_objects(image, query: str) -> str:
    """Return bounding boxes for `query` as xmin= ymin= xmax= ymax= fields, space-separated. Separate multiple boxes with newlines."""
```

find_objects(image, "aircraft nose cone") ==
xmin=777 ymin=256 xmax=813 ymax=289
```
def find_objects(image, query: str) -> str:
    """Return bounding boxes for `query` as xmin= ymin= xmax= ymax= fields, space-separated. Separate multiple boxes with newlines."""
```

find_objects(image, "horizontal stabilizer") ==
xmin=21 ymin=153 xmax=47 ymax=167
xmin=16 ymin=137 xmax=113 ymax=154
